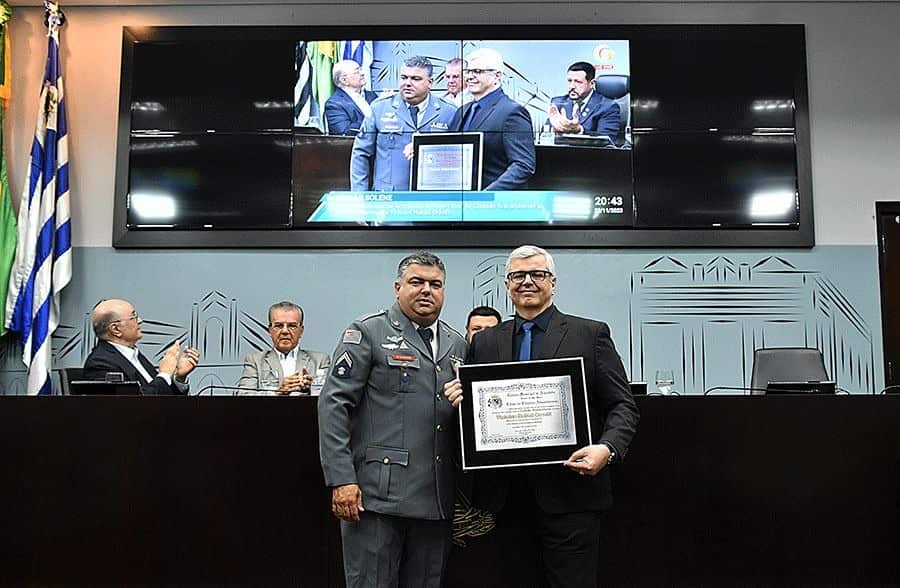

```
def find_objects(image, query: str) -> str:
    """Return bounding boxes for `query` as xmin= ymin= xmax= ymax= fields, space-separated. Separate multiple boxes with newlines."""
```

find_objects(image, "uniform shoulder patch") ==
xmin=342 ymin=329 xmax=362 ymax=345
xmin=332 ymin=351 xmax=353 ymax=378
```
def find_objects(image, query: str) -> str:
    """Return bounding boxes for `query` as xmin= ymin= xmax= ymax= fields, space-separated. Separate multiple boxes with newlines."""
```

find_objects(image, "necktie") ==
xmin=573 ymin=100 xmax=583 ymax=120
xmin=518 ymin=321 xmax=534 ymax=362
xmin=463 ymin=102 xmax=480 ymax=131
xmin=417 ymin=326 xmax=434 ymax=358
xmin=409 ymin=104 xmax=419 ymax=129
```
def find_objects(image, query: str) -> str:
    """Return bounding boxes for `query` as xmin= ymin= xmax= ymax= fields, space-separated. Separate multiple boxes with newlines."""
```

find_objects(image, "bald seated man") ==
xmin=83 ymin=299 xmax=200 ymax=395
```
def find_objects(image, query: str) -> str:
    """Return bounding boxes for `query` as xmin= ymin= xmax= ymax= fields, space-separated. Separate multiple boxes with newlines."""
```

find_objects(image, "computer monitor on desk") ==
xmin=69 ymin=381 xmax=142 ymax=396
xmin=764 ymin=381 xmax=836 ymax=395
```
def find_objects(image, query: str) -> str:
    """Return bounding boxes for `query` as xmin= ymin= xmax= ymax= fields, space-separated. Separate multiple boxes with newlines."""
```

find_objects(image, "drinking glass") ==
xmin=654 ymin=369 xmax=675 ymax=395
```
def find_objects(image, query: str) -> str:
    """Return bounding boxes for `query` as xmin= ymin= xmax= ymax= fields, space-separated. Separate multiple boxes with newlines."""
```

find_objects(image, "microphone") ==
xmin=192 ymin=384 xmax=316 ymax=397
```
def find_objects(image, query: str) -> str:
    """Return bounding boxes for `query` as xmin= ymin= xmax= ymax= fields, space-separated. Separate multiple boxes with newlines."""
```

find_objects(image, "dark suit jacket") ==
xmin=465 ymin=308 xmax=638 ymax=514
xmin=83 ymin=340 xmax=186 ymax=396
xmin=549 ymin=91 xmax=621 ymax=142
xmin=324 ymin=87 xmax=377 ymax=136
xmin=450 ymin=89 xmax=536 ymax=190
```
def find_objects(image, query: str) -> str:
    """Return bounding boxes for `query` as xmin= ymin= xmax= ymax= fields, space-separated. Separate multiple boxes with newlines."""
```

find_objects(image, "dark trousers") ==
xmin=495 ymin=475 xmax=603 ymax=588
xmin=341 ymin=511 xmax=451 ymax=588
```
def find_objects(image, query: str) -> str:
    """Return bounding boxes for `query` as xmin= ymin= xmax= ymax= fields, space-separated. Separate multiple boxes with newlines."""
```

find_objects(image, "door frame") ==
xmin=875 ymin=201 xmax=900 ymax=388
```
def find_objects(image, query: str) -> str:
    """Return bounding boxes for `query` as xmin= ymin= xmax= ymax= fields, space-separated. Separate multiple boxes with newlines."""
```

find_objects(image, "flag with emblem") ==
xmin=4 ymin=1 xmax=72 ymax=395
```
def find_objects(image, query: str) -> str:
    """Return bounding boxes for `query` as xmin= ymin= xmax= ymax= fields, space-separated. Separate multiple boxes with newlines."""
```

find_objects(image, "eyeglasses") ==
xmin=111 ymin=312 xmax=139 ymax=324
xmin=463 ymin=68 xmax=497 ymax=76
xmin=270 ymin=322 xmax=302 ymax=332
xmin=506 ymin=270 xmax=553 ymax=284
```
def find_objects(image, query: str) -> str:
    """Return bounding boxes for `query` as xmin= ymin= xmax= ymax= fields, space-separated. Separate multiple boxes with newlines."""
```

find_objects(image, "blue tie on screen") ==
xmin=409 ymin=104 xmax=419 ymax=129
xmin=463 ymin=102 xmax=480 ymax=131
xmin=518 ymin=321 xmax=534 ymax=361
xmin=418 ymin=326 xmax=434 ymax=357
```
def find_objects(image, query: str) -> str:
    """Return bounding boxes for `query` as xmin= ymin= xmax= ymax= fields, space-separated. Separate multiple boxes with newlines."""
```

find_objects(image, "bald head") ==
xmin=92 ymin=299 xmax=142 ymax=346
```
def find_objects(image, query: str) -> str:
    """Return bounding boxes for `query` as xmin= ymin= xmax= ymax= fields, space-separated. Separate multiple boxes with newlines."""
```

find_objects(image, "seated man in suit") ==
xmin=238 ymin=301 xmax=331 ymax=395
xmin=350 ymin=55 xmax=457 ymax=192
xmin=547 ymin=61 xmax=620 ymax=142
xmin=451 ymin=48 xmax=535 ymax=190
xmin=324 ymin=59 xmax=378 ymax=136
xmin=84 ymin=299 xmax=200 ymax=395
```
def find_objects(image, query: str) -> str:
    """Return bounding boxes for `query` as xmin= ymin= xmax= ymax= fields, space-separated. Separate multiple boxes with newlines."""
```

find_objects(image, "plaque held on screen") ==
xmin=457 ymin=357 xmax=592 ymax=470
xmin=411 ymin=132 xmax=483 ymax=191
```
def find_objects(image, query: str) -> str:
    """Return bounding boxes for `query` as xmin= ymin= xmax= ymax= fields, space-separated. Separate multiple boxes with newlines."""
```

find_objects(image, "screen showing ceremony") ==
xmin=292 ymin=39 xmax=633 ymax=227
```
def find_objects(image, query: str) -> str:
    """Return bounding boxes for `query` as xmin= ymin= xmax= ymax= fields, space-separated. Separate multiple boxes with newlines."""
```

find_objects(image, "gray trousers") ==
xmin=341 ymin=511 xmax=452 ymax=588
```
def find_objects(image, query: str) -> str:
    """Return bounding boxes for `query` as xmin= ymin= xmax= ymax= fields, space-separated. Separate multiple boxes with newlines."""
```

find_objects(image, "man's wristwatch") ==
xmin=600 ymin=442 xmax=616 ymax=465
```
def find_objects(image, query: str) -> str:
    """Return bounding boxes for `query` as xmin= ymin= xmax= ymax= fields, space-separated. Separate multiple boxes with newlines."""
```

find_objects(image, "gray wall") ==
xmin=1 ymin=2 xmax=897 ymax=393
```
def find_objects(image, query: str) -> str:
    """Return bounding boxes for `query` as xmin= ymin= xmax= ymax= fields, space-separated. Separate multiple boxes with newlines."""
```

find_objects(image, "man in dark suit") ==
xmin=324 ymin=59 xmax=378 ymax=136
xmin=84 ymin=299 xmax=200 ymax=395
xmin=444 ymin=245 xmax=639 ymax=588
xmin=547 ymin=61 xmax=621 ymax=142
xmin=450 ymin=48 xmax=535 ymax=190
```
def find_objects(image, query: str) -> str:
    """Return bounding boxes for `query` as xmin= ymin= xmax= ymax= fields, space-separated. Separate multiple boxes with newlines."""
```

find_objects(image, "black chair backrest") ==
xmin=750 ymin=348 xmax=828 ymax=394
xmin=59 ymin=367 xmax=85 ymax=396
xmin=594 ymin=74 xmax=630 ymax=146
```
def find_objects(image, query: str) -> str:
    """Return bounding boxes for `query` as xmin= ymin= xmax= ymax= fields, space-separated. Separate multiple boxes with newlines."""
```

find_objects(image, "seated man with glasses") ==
xmin=238 ymin=301 xmax=331 ymax=395
xmin=84 ymin=299 xmax=200 ymax=395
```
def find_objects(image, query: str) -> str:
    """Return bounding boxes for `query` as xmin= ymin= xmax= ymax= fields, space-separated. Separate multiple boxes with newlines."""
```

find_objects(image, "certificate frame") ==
xmin=411 ymin=132 xmax=483 ymax=192
xmin=457 ymin=357 xmax=591 ymax=471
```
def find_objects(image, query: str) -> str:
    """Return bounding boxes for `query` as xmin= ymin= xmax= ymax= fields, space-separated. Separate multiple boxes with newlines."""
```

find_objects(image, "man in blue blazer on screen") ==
xmin=547 ymin=61 xmax=621 ymax=142
xmin=450 ymin=48 xmax=535 ymax=191
xmin=324 ymin=59 xmax=378 ymax=136
xmin=350 ymin=56 xmax=457 ymax=192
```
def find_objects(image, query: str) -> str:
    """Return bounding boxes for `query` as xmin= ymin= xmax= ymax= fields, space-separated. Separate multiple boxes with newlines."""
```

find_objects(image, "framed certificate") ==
xmin=411 ymin=132 xmax=483 ymax=191
xmin=457 ymin=357 xmax=592 ymax=471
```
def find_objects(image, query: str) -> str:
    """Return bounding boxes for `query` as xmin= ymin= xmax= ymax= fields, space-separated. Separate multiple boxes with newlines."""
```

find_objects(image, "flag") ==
xmin=0 ymin=0 xmax=12 ymax=107
xmin=294 ymin=41 xmax=314 ymax=125
xmin=340 ymin=41 xmax=373 ymax=90
xmin=5 ymin=1 xmax=72 ymax=395
xmin=0 ymin=0 xmax=15 ymax=338
xmin=309 ymin=41 xmax=335 ymax=111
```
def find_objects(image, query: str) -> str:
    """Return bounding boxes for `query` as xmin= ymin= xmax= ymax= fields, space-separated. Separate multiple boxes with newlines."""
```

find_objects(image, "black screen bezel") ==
xmin=114 ymin=25 xmax=813 ymax=249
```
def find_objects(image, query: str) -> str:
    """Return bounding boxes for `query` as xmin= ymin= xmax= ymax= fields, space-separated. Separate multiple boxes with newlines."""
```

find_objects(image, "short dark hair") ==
xmin=568 ymin=61 xmax=596 ymax=82
xmin=268 ymin=301 xmax=304 ymax=326
xmin=466 ymin=306 xmax=502 ymax=329
xmin=396 ymin=251 xmax=445 ymax=280
xmin=404 ymin=55 xmax=434 ymax=78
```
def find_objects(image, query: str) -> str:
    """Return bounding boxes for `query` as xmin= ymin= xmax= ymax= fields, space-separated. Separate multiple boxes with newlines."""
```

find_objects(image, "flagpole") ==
xmin=5 ymin=0 xmax=72 ymax=395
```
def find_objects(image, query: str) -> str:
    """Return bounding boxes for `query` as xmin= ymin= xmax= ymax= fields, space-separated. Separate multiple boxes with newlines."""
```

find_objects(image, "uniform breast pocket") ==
xmin=386 ymin=354 xmax=421 ymax=393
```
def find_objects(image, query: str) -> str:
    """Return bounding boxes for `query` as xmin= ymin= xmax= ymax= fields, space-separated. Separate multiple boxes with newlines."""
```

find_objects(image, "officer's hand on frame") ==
xmin=443 ymin=379 xmax=463 ymax=408
xmin=332 ymin=483 xmax=365 ymax=522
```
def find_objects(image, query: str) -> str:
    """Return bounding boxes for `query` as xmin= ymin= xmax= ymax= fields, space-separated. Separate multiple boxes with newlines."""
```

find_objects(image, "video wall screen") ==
xmin=115 ymin=26 xmax=812 ymax=248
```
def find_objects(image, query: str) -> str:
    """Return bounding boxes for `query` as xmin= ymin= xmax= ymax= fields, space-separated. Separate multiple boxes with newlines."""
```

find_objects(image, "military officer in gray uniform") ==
xmin=318 ymin=252 xmax=467 ymax=588
xmin=350 ymin=55 xmax=457 ymax=192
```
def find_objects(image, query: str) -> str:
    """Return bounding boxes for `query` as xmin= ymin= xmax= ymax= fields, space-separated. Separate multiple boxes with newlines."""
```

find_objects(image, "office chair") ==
xmin=594 ymin=74 xmax=630 ymax=147
xmin=749 ymin=348 xmax=829 ymax=395
xmin=58 ymin=367 xmax=85 ymax=396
